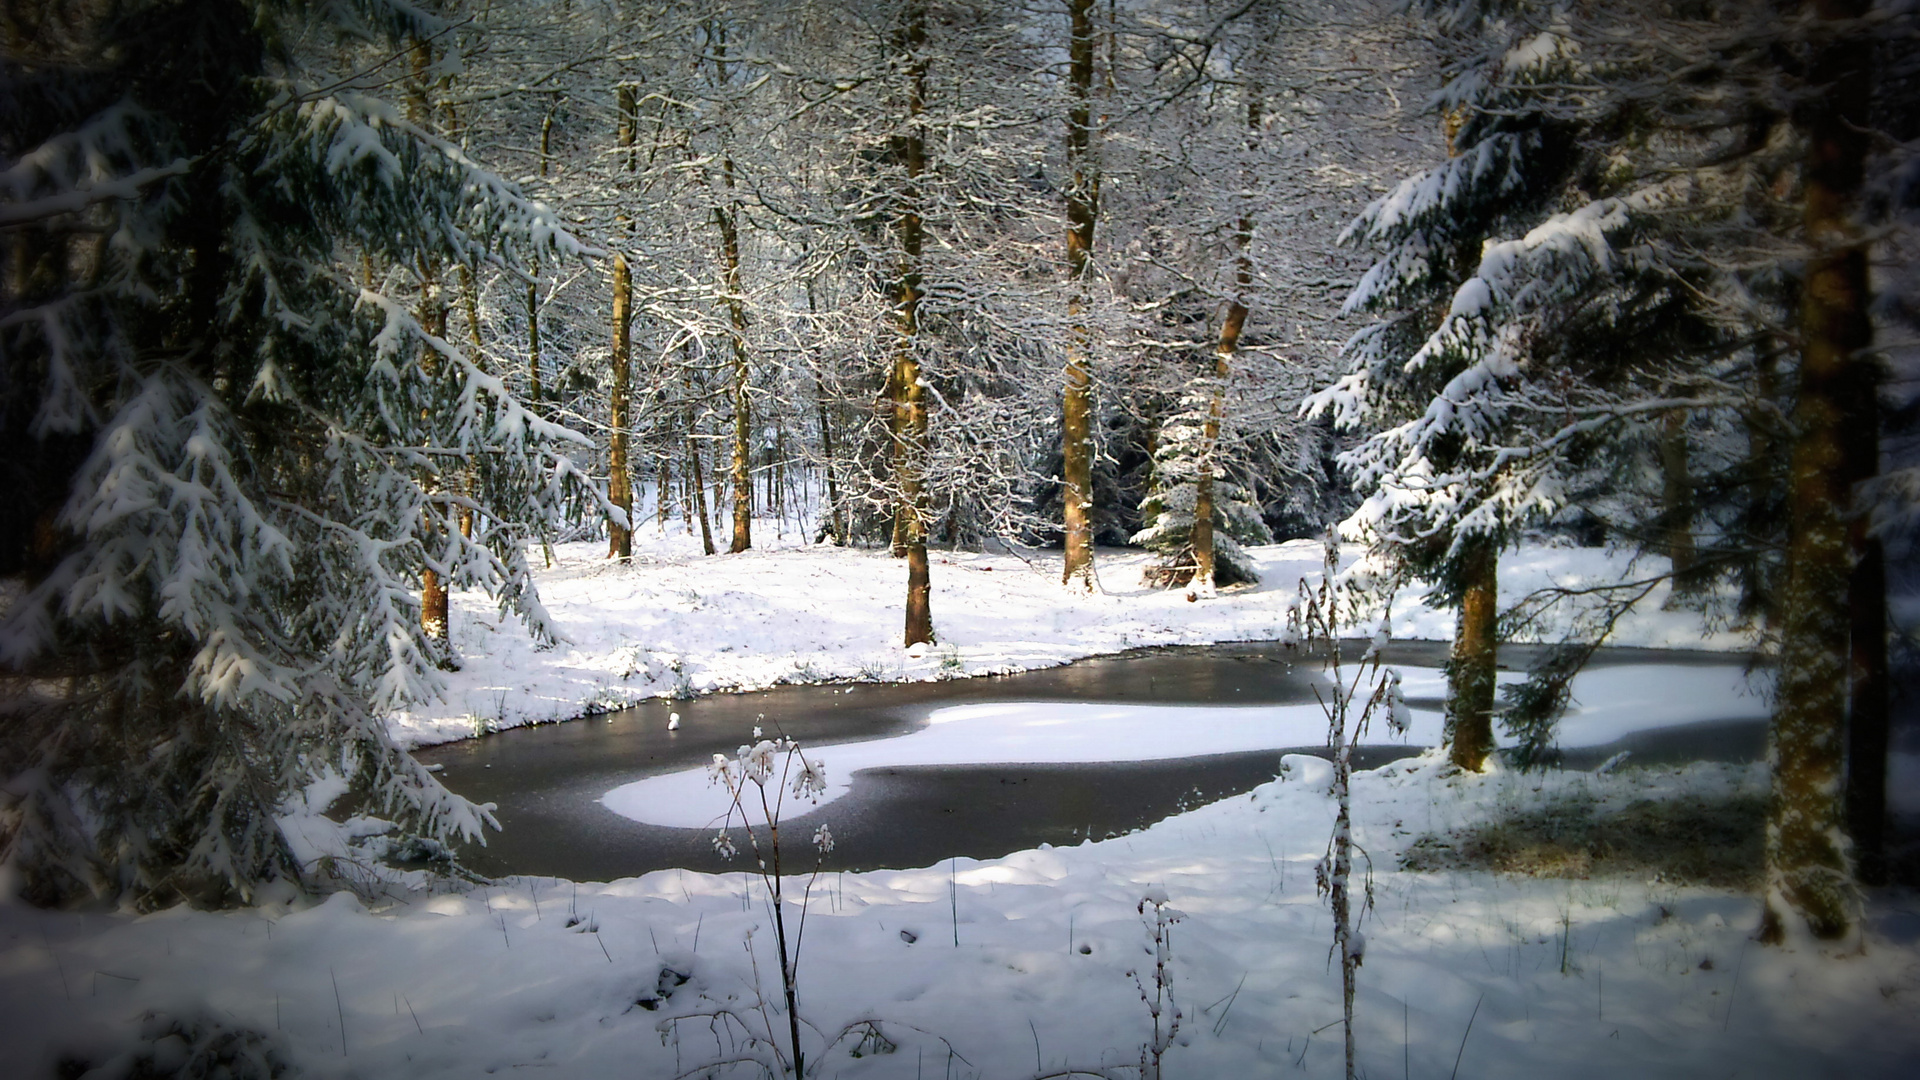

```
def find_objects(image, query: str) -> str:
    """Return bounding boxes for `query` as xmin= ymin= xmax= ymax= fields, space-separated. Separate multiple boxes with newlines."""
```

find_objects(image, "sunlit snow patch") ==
xmin=599 ymin=664 xmax=1768 ymax=829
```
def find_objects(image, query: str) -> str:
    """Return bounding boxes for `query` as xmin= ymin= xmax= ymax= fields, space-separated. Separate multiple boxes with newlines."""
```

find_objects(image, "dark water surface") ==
xmin=417 ymin=640 xmax=1764 ymax=882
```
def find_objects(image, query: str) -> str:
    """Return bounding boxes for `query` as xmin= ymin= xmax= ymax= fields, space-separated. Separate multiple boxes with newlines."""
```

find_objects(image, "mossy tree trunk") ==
xmin=1761 ymin=0 xmax=1873 ymax=944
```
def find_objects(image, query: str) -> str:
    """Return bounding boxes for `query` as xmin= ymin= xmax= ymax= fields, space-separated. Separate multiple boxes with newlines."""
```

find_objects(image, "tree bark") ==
xmin=525 ymin=258 xmax=542 ymax=414
xmin=1761 ymin=0 xmax=1871 ymax=944
xmin=817 ymin=393 xmax=844 ymax=545
xmin=1848 ymin=537 xmax=1889 ymax=886
xmin=1447 ymin=540 xmax=1498 ymax=772
xmin=1059 ymin=0 xmax=1098 ymax=592
xmin=656 ymin=456 xmax=671 ymax=532
xmin=1194 ymin=94 xmax=1260 ymax=592
xmin=607 ymin=250 xmax=633 ymax=560
xmin=1660 ymin=408 xmax=1696 ymax=586
xmin=896 ymin=0 xmax=932 ymax=647
xmin=689 ymin=414 xmax=716 ymax=556
xmin=607 ymin=81 xmax=638 ymax=561
xmin=714 ymin=160 xmax=754 ymax=554
xmin=418 ymin=291 xmax=453 ymax=661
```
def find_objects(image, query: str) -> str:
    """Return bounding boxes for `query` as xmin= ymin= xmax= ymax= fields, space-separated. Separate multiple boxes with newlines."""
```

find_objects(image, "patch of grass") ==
xmin=1401 ymin=791 xmax=1765 ymax=889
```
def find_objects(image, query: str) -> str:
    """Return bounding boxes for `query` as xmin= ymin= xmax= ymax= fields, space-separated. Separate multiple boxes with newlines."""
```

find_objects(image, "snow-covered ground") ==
xmin=396 ymin=525 xmax=1751 ymax=748
xmin=8 ymin=756 xmax=1917 ymax=1079
xmin=5 ymin=525 xmax=1917 ymax=1079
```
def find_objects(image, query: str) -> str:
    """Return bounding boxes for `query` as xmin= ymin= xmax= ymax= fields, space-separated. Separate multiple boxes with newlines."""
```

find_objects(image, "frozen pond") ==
xmin=420 ymin=641 xmax=1768 ymax=881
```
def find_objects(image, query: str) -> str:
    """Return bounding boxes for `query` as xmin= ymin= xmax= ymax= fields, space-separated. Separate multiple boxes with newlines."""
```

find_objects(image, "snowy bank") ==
xmin=397 ymin=530 xmax=1750 ymax=748
xmin=5 ymin=755 xmax=1915 ymax=1079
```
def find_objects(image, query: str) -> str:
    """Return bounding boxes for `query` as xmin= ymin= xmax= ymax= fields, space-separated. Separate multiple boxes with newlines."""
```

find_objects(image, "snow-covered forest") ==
xmin=3 ymin=0 xmax=1918 ymax=1077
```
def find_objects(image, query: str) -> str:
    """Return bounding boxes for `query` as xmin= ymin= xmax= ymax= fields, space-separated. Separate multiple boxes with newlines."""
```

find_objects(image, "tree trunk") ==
xmin=409 ymin=36 xmax=454 ymax=663
xmin=457 ymin=263 xmax=485 ymax=542
xmin=886 ymin=359 xmax=909 ymax=558
xmin=1059 ymin=0 xmax=1098 ymax=592
xmin=897 ymin=0 xmax=932 ymax=647
xmin=607 ymin=250 xmax=633 ymax=561
xmin=690 ymin=417 xmax=716 ymax=556
xmin=1447 ymin=540 xmax=1498 ymax=772
xmin=656 ymin=456 xmax=671 ymax=532
xmin=538 ymin=94 xmax=555 ymax=178
xmin=1848 ymin=537 xmax=1889 ymax=886
xmin=419 ymin=293 xmax=452 ymax=661
xmin=1193 ymin=95 xmax=1259 ymax=592
xmin=526 ymin=258 xmax=542 ymax=414
xmin=715 ymin=160 xmax=754 ymax=555
xmin=817 ymin=394 xmax=844 ymax=544
xmin=1761 ymin=0 xmax=1871 ymax=944
xmin=607 ymin=81 xmax=638 ymax=561
xmin=1660 ymin=408 xmax=1696 ymax=588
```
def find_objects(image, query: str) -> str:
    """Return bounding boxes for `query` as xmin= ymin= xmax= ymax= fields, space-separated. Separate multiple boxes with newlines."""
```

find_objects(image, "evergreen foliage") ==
xmin=1133 ymin=381 xmax=1272 ymax=587
xmin=0 ymin=0 xmax=601 ymax=907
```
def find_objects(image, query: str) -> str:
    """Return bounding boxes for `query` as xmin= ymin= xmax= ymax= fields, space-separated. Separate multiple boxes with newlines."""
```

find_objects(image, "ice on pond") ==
xmin=599 ymin=664 xmax=1769 ymax=829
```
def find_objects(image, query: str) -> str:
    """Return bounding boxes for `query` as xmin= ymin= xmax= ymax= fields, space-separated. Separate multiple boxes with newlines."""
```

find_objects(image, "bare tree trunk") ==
xmin=817 ymin=395 xmax=844 ymax=544
xmin=715 ymin=165 xmax=753 ymax=555
xmin=538 ymin=94 xmax=555 ymax=178
xmin=1192 ymin=93 xmax=1260 ymax=593
xmin=457 ymin=263 xmax=485 ymax=542
xmin=656 ymin=456 xmax=671 ymax=532
xmin=690 ymin=416 xmax=716 ymax=556
xmin=607 ymin=250 xmax=633 ymax=560
xmin=525 ymin=258 xmax=542 ymax=414
xmin=885 ymin=360 xmax=909 ymax=558
xmin=1762 ymin=0 xmax=1870 ymax=944
xmin=1447 ymin=540 xmax=1498 ymax=772
xmin=607 ymin=82 xmax=638 ymax=561
xmin=1059 ymin=0 xmax=1098 ymax=592
xmin=410 ymin=37 xmax=453 ymax=664
xmin=897 ymin=0 xmax=932 ymax=647
xmin=418 ymin=290 xmax=453 ymax=662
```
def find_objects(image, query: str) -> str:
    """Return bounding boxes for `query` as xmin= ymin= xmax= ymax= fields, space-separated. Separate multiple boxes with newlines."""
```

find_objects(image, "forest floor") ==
xmin=5 ymin=525 xmax=1918 ymax=1079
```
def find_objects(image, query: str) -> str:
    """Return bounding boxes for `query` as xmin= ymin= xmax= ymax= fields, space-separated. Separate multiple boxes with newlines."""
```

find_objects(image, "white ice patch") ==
xmin=599 ymin=664 xmax=1768 ymax=829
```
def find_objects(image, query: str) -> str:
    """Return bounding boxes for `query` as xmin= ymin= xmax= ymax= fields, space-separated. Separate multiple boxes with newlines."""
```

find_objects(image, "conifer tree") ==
xmin=1318 ymin=0 xmax=1913 ymax=937
xmin=0 ymin=0 xmax=605 ymax=907
xmin=1134 ymin=385 xmax=1272 ymax=588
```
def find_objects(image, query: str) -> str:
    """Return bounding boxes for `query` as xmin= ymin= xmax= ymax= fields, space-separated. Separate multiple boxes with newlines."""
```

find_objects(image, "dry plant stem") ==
xmin=1134 ymin=897 xmax=1182 ymax=1080
xmin=710 ymin=733 xmax=832 ymax=1077
xmin=1299 ymin=536 xmax=1392 ymax=1080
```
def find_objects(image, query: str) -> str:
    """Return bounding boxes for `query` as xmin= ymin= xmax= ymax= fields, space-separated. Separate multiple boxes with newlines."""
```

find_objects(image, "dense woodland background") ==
xmin=2 ymin=0 xmax=1917 ymax=949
